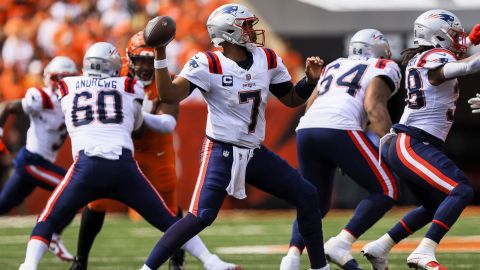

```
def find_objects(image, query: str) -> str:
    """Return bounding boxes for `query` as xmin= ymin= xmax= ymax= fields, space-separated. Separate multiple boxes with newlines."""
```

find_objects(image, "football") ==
xmin=143 ymin=16 xmax=176 ymax=48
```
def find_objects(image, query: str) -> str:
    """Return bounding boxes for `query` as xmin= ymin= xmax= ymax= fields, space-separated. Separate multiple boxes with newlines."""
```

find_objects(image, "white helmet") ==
xmin=82 ymin=42 xmax=121 ymax=78
xmin=206 ymin=3 xmax=265 ymax=50
xmin=43 ymin=56 xmax=77 ymax=89
xmin=349 ymin=29 xmax=392 ymax=59
xmin=413 ymin=9 xmax=466 ymax=56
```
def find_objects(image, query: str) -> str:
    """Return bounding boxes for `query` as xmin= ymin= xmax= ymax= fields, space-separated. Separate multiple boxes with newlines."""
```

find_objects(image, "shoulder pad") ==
xmin=417 ymin=48 xmax=457 ymax=68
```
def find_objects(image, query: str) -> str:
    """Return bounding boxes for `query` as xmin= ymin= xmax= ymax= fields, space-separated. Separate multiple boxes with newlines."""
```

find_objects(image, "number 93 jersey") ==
xmin=179 ymin=47 xmax=291 ymax=148
xmin=59 ymin=76 xmax=144 ymax=159
xmin=400 ymin=48 xmax=459 ymax=142
xmin=297 ymin=57 xmax=401 ymax=131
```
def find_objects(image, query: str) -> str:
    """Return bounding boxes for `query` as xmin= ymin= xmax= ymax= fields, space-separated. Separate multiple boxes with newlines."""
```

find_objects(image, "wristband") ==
xmin=294 ymin=77 xmax=317 ymax=99
xmin=154 ymin=59 xmax=168 ymax=69
xmin=0 ymin=127 xmax=3 ymax=137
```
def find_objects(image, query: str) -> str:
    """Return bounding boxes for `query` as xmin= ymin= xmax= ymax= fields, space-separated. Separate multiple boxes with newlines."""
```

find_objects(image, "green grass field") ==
xmin=1 ymin=208 xmax=479 ymax=270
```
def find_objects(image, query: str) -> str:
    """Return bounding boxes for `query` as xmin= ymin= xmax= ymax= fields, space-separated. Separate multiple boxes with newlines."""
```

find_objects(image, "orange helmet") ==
xmin=126 ymin=31 xmax=155 ymax=86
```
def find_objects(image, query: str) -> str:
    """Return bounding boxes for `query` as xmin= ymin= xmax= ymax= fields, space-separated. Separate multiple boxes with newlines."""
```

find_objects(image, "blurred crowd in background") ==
xmin=0 ymin=0 xmax=304 ymax=153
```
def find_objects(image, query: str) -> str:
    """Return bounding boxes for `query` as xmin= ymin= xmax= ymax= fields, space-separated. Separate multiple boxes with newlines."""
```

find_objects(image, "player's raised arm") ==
xmin=153 ymin=47 xmax=191 ymax=104
xmin=428 ymin=24 xmax=480 ymax=85
xmin=271 ymin=56 xmax=324 ymax=108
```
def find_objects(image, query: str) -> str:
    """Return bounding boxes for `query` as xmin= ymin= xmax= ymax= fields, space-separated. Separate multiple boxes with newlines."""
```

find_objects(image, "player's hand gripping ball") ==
xmin=143 ymin=16 xmax=176 ymax=48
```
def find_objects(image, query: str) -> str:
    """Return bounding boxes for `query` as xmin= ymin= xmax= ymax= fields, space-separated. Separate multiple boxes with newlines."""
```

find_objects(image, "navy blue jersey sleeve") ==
xmin=269 ymin=81 xmax=293 ymax=99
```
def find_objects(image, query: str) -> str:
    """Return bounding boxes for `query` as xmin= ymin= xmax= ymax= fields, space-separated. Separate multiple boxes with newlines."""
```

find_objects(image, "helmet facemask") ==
xmin=235 ymin=17 xmax=265 ymax=48
xmin=444 ymin=28 xmax=467 ymax=58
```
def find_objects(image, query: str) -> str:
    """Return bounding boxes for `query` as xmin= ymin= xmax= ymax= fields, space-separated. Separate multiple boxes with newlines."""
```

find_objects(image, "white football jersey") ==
xmin=297 ymin=56 xmax=401 ymax=131
xmin=399 ymin=48 xmax=459 ymax=141
xmin=21 ymin=87 xmax=67 ymax=162
xmin=179 ymin=47 xmax=291 ymax=148
xmin=59 ymin=76 xmax=144 ymax=159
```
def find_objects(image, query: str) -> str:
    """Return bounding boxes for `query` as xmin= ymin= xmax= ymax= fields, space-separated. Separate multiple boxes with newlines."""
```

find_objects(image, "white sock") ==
xmin=198 ymin=251 xmax=214 ymax=264
xmin=337 ymin=229 xmax=357 ymax=245
xmin=415 ymin=237 xmax=438 ymax=255
xmin=23 ymin=239 xmax=48 ymax=268
xmin=182 ymin=235 xmax=210 ymax=262
xmin=287 ymin=246 xmax=301 ymax=256
xmin=139 ymin=264 xmax=152 ymax=270
xmin=379 ymin=233 xmax=396 ymax=250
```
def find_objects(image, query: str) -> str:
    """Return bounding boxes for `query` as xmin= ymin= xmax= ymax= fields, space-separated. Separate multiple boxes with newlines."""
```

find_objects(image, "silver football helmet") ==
xmin=349 ymin=29 xmax=392 ymax=59
xmin=43 ymin=56 xmax=77 ymax=89
xmin=83 ymin=42 xmax=121 ymax=78
xmin=206 ymin=3 xmax=265 ymax=50
xmin=413 ymin=9 xmax=466 ymax=56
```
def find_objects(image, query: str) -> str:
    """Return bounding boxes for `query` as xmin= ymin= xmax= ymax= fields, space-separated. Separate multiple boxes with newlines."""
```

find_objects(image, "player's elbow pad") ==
xmin=142 ymin=112 xmax=177 ymax=134
xmin=443 ymin=56 xmax=480 ymax=79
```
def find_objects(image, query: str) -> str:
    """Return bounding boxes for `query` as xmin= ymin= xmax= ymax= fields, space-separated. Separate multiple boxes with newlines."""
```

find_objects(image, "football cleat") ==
xmin=69 ymin=256 xmax=87 ymax=270
xmin=361 ymin=239 xmax=391 ymax=270
xmin=324 ymin=237 xmax=363 ymax=270
xmin=279 ymin=254 xmax=301 ymax=270
xmin=203 ymin=254 xmax=242 ymax=270
xmin=406 ymin=252 xmax=447 ymax=270
xmin=168 ymin=248 xmax=185 ymax=270
xmin=49 ymin=234 xmax=74 ymax=261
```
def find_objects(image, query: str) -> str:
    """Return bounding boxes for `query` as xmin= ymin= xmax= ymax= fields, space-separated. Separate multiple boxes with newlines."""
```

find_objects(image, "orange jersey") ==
xmin=120 ymin=59 xmax=174 ymax=154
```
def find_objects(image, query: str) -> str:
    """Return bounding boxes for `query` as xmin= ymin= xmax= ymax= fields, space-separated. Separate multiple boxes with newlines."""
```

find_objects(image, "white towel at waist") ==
xmin=83 ymin=145 xmax=123 ymax=160
xmin=226 ymin=146 xmax=254 ymax=199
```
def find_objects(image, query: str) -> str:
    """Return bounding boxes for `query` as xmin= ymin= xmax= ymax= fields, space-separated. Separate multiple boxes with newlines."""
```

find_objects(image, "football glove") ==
xmin=468 ymin=93 xmax=480 ymax=114
xmin=468 ymin=24 xmax=480 ymax=46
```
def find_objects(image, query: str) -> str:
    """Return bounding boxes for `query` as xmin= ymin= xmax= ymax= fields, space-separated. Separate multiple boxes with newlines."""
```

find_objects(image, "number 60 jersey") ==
xmin=298 ymin=56 xmax=401 ymax=131
xmin=59 ymin=76 xmax=144 ymax=159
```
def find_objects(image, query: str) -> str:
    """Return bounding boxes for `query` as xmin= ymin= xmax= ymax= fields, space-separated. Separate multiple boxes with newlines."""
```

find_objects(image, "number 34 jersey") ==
xmin=179 ymin=47 xmax=291 ymax=149
xmin=297 ymin=57 xmax=401 ymax=131
xmin=399 ymin=48 xmax=459 ymax=142
xmin=59 ymin=76 xmax=144 ymax=159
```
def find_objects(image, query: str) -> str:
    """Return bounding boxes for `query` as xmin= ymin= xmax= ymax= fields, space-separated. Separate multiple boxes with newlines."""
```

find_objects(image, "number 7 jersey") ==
xmin=59 ymin=76 xmax=144 ymax=159
xmin=297 ymin=57 xmax=401 ymax=131
xmin=179 ymin=47 xmax=291 ymax=148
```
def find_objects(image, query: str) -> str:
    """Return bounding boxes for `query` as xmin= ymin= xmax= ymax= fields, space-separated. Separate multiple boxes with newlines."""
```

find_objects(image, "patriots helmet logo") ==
xmin=427 ymin=13 xmax=455 ymax=26
xmin=219 ymin=5 xmax=238 ymax=15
